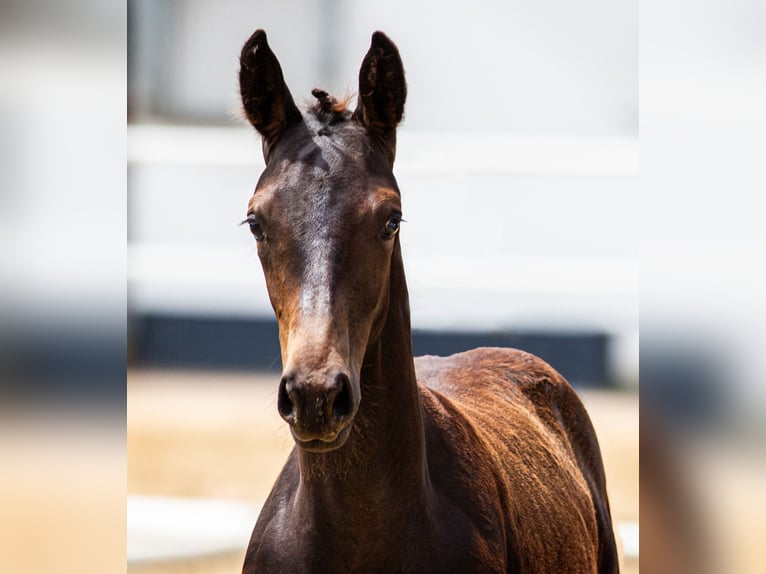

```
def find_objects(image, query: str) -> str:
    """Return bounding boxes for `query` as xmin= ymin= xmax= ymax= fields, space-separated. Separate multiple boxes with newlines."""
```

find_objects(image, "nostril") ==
xmin=277 ymin=374 xmax=296 ymax=423
xmin=332 ymin=373 xmax=353 ymax=422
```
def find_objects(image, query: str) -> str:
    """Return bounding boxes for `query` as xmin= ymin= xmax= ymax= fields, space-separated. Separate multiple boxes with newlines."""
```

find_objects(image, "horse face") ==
xmin=246 ymin=140 xmax=402 ymax=451
xmin=240 ymin=31 xmax=406 ymax=451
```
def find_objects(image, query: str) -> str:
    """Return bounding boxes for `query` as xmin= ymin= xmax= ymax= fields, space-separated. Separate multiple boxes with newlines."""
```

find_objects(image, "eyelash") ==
xmin=381 ymin=213 xmax=403 ymax=239
xmin=241 ymin=214 xmax=266 ymax=241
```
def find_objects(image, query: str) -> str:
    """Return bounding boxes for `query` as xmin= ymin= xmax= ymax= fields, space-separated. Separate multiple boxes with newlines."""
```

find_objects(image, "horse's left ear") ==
xmin=354 ymin=32 xmax=407 ymax=163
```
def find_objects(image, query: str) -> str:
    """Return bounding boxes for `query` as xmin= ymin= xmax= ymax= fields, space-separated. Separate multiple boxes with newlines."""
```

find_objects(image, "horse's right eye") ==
xmin=243 ymin=214 xmax=266 ymax=241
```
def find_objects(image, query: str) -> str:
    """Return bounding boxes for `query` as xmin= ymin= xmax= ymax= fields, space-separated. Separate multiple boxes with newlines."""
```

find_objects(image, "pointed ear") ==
xmin=239 ymin=30 xmax=302 ymax=157
xmin=354 ymin=32 xmax=407 ymax=161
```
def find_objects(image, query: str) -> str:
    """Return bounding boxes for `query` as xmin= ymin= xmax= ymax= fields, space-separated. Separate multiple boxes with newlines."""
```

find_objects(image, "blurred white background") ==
xmin=1 ymin=0 xmax=762 ymax=572
xmin=127 ymin=0 xmax=639 ymax=385
xmin=124 ymin=3 xmax=640 ymax=569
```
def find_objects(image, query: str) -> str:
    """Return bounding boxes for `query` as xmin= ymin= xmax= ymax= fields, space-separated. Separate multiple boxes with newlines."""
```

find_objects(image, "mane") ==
xmin=309 ymin=88 xmax=353 ymax=126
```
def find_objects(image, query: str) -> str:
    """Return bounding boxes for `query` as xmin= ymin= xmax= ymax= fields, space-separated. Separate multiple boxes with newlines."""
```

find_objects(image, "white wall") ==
xmin=129 ymin=0 xmax=637 ymax=136
xmin=128 ymin=0 xmax=639 ymax=381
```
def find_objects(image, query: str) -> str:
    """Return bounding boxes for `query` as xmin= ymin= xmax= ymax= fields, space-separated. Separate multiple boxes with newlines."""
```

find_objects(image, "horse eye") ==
xmin=243 ymin=214 xmax=266 ymax=241
xmin=382 ymin=215 xmax=402 ymax=239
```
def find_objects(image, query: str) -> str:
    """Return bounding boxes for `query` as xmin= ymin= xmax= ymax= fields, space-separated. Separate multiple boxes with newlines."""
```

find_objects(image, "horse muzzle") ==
xmin=277 ymin=368 xmax=359 ymax=451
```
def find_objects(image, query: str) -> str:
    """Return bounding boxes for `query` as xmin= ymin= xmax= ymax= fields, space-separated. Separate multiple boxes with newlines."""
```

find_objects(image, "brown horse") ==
xmin=238 ymin=29 xmax=619 ymax=574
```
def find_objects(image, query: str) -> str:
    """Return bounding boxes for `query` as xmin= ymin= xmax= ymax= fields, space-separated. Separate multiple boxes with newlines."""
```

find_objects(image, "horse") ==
xmin=238 ymin=29 xmax=619 ymax=573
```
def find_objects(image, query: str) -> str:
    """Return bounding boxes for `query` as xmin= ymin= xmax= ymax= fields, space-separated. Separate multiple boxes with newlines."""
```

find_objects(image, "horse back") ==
xmin=416 ymin=347 xmax=619 ymax=573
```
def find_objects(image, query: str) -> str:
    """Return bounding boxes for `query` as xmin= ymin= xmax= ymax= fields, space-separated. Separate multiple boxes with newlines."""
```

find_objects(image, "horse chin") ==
xmin=292 ymin=424 xmax=353 ymax=453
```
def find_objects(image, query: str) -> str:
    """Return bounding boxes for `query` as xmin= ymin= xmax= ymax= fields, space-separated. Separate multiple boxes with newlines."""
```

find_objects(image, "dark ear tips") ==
xmin=240 ymin=29 xmax=267 ymax=68
xmin=239 ymin=29 xmax=302 ymax=157
xmin=370 ymin=31 xmax=396 ymax=52
xmin=246 ymin=29 xmax=267 ymax=47
xmin=355 ymin=31 xmax=407 ymax=145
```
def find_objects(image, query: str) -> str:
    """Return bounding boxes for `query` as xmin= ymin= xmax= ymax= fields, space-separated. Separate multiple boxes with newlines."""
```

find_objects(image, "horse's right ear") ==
xmin=239 ymin=30 xmax=302 ymax=158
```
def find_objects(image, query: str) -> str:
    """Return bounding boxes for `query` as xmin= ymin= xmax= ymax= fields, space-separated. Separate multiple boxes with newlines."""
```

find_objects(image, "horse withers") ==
xmin=238 ymin=29 xmax=619 ymax=573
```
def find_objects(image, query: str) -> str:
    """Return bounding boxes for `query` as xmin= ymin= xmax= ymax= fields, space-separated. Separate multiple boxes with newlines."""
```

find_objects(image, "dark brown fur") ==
xmin=238 ymin=29 xmax=618 ymax=573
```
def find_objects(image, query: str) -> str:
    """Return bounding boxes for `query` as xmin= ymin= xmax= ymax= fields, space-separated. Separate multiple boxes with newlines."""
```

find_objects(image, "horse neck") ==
xmin=296 ymin=240 xmax=429 ymax=519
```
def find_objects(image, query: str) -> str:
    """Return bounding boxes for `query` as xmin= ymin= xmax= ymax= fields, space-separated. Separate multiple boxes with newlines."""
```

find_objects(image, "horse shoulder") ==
xmin=416 ymin=347 xmax=608 ymax=573
xmin=243 ymin=451 xmax=308 ymax=573
xmin=415 ymin=347 xmax=597 ymax=454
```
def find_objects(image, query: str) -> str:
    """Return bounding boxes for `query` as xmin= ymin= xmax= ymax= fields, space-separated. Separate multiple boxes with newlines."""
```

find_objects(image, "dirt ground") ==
xmin=128 ymin=369 xmax=639 ymax=573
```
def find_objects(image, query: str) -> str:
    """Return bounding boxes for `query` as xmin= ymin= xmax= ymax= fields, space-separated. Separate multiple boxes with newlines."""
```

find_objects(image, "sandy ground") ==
xmin=128 ymin=369 xmax=639 ymax=573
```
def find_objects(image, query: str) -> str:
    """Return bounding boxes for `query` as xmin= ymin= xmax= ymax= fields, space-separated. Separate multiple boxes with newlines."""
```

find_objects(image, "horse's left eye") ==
xmin=381 ymin=215 xmax=401 ymax=239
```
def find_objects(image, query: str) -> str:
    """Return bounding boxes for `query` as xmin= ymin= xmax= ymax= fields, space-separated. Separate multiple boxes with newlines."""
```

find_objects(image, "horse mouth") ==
xmin=291 ymin=424 xmax=353 ymax=453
